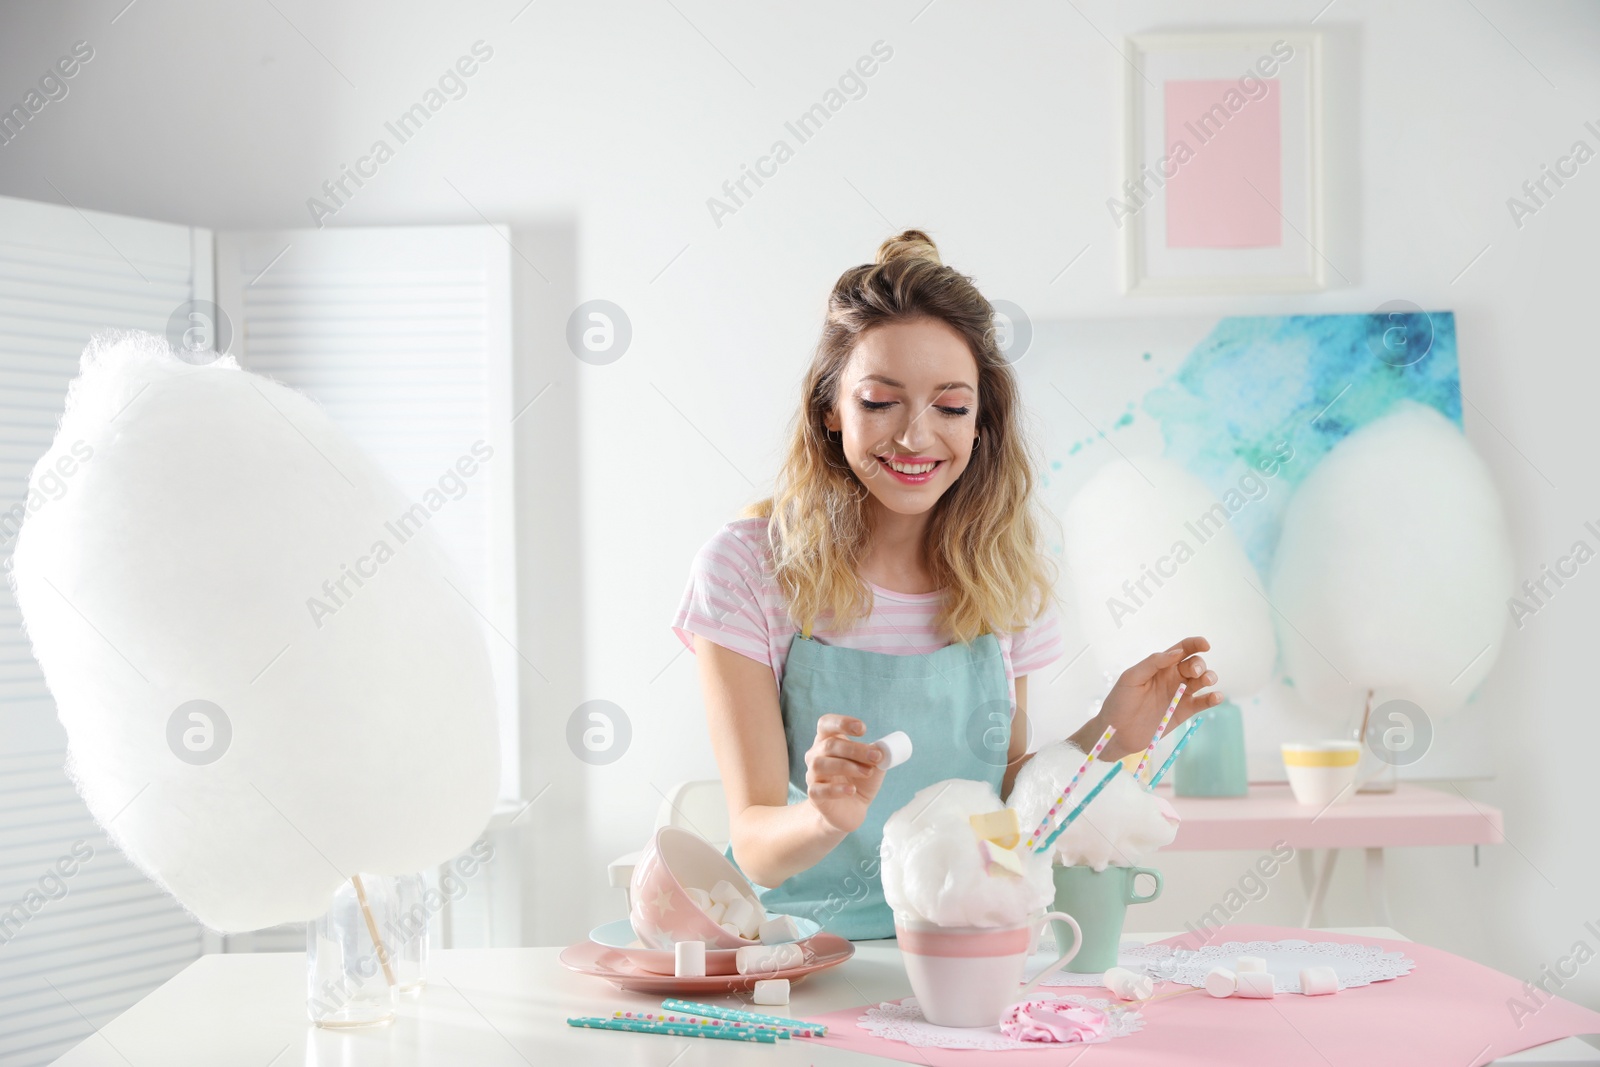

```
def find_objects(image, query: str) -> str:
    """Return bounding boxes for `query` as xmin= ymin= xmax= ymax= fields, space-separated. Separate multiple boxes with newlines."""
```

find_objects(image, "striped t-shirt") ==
xmin=671 ymin=517 xmax=1066 ymax=699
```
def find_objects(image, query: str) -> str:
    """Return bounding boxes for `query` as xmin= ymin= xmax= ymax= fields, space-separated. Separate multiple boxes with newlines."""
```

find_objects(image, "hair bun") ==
xmin=874 ymin=229 xmax=942 ymax=267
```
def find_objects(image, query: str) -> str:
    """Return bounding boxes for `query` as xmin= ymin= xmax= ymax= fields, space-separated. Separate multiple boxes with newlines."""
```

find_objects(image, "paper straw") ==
xmin=568 ymin=1016 xmax=776 ymax=1043
xmin=661 ymin=998 xmax=827 ymax=1036
xmin=1037 ymin=762 xmax=1124 ymax=853
xmin=1144 ymin=717 xmax=1203 ymax=791
xmin=1132 ymin=684 xmax=1186 ymax=784
xmin=1023 ymin=724 xmax=1116 ymax=850
xmin=613 ymin=1010 xmax=798 ymax=1038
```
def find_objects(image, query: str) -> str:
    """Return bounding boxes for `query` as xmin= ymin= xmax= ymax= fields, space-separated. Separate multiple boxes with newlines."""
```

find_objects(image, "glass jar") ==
xmin=388 ymin=873 xmax=429 ymax=995
xmin=306 ymin=874 xmax=398 ymax=1027
xmin=1350 ymin=690 xmax=1399 ymax=793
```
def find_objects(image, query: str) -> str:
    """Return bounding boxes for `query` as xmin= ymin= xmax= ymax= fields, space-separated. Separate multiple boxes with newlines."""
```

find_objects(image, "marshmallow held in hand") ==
xmin=871 ymin=731 xmax=913 ymax=770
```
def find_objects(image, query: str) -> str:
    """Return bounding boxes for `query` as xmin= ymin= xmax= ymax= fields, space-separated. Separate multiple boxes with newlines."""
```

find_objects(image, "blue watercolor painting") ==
xmin=1027 ymin=310 xmax=1460 ymax=578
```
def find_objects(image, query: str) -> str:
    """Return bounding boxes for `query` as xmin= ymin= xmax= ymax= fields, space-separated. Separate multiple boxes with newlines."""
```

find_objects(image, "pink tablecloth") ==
xmin=804 ymin=924 xmax=1600 ymax=1066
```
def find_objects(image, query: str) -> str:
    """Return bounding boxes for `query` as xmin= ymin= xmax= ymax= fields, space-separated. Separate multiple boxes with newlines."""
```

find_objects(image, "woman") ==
xmin=670 ymin=230 xmax=1223 ymax=940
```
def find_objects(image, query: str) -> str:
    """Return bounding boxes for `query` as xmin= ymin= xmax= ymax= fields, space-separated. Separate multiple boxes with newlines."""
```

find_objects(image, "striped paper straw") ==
xmin=1145 ymin=717 xmax=1203 ymax=791
xmin=568 ymin=1016 xmax=777 ymax=1042
xmin=1023 ymin=724 xmax=1116 ymax=850
xmin=1132 ymin=684 xmax=1186 ymax=784
xmin=1037 ymin=762 xmax=1123 ymax=853
xmin=661 ymin=998 xmax=827 ymax=1036
xmin=613 ymin=1010 xmax=796 ymax=1038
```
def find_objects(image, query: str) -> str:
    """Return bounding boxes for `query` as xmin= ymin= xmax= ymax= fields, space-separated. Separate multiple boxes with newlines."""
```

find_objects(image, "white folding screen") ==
xmin=0 ymin=194 xmax=207 ymax=1067
xmin=214 ymin=226 xmax=521 ymax=800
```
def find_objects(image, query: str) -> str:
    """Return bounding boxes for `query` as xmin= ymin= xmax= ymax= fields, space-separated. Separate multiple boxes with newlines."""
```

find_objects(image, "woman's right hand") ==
xmin=803 ymin=714 xmax=886 ymax=834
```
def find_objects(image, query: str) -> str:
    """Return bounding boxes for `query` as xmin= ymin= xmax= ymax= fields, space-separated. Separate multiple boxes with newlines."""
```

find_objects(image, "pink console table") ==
xmin=1157 ymin=783 xmax=1505 ymax=927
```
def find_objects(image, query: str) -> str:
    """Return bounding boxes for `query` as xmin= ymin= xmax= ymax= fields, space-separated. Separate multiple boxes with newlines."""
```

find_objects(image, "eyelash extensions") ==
xmin=857 ymin=399 xmax=970 ymax=417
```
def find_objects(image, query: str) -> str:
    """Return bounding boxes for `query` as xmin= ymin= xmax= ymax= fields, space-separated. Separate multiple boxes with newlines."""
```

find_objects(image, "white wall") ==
xmin=2 ymin=0 xmax=1597 ymax=1006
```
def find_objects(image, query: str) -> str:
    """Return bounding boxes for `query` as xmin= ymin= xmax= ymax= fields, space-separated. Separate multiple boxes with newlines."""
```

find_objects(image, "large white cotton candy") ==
xmin=1062 ymin=458 xmax=1276 ymax=699
xmin=10 ymin=331 xmax=499 ymax=932
xmin=1008 ymin=743 xmax=1179 ymax=870
xmin=1269 ymin=402 xmax=1512 ymax=718
xmin=880 ymin=779 xmax=1053 ymax=928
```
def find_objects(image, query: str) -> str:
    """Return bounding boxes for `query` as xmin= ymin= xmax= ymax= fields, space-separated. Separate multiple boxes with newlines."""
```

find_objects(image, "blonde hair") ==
xmin=745 ymin=229 xmax=1057 ymax=643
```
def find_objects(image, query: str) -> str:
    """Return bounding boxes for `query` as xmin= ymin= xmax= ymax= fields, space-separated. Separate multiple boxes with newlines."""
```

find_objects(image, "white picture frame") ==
xmin=1119 ymin=30 xmax=1326 ymax=296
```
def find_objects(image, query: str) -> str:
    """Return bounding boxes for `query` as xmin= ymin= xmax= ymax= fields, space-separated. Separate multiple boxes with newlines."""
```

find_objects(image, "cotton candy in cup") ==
xmin=1008 ymin=743 xmax=1178 ymax=869
xmin=880 ymin=779 xmax=1053 ymax=928
xmin=9 ymin=331 xmax=500 ymax=932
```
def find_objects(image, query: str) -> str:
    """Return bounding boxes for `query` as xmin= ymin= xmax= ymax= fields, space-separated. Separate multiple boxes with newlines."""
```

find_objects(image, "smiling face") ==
xmin=823 ymin=315 xmax=980 ymax=518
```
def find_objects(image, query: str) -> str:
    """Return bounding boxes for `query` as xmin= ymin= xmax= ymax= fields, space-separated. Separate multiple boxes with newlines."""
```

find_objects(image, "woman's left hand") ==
xmin=1086 ymin=636 xmax=1224 ymax=763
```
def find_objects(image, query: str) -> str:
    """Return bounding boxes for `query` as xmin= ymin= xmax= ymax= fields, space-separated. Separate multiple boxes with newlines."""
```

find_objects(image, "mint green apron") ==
xmin=738 ymin=628 xmax=1013 ymax=940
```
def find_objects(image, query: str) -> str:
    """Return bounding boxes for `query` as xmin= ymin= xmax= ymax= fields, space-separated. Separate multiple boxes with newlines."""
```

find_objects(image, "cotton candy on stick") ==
xmin=10 ymin=331 xmax=500 ymax=931
xmin=1269 ymin=402 xmax=1513 ymax=719
xmin=1061 ymin=458 xmax=1276 ymax=703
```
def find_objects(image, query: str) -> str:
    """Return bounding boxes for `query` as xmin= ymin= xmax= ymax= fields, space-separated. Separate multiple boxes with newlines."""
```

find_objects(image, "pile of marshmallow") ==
xmin=1202 ymin=957 xmax=1341 ymax=999
xmin=685 ymin=878 xmax=799 ymax=943
xmin=671 ymin=879 xmax=807 ymax=1004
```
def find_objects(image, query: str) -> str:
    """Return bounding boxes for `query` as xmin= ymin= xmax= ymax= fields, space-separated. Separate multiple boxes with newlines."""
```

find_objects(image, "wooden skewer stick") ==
xmin=350 ymin=874 xmax=397 ymax=987
xmin=1356 ymin=688 xmax=1375 ymax=744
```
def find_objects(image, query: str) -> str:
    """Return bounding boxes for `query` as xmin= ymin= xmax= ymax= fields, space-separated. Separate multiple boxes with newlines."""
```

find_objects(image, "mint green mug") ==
xmin=1049 ymin=864 xmax=1163 ymax=973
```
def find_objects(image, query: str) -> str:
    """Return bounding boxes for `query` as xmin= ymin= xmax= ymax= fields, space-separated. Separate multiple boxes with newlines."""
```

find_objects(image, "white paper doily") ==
xmin=1124 ymin=938 xmax=1415 ymax=993
xmin=857 ymin=996 xmax=1143 ymax=1051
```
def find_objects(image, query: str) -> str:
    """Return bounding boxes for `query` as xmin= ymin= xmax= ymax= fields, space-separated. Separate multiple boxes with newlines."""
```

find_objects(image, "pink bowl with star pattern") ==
xmin=629 ymin=826 xmax=763 ymax=950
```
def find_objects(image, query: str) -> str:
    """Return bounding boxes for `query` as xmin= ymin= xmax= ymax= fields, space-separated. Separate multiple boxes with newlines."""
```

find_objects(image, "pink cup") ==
xmin=630 ymin=826 xmax=762 ymax=950
xmin=896 ymin=911 xmax=1083 ymax=1028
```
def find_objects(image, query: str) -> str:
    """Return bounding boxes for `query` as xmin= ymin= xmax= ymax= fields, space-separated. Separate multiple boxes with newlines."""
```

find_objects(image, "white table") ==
xmin=53 ymin=929 xmax=1595 ymax=1066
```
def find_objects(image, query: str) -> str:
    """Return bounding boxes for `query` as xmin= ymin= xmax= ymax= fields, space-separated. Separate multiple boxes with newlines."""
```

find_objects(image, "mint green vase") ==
xmin=1173 ymin=701 xmax=1248 ymax=797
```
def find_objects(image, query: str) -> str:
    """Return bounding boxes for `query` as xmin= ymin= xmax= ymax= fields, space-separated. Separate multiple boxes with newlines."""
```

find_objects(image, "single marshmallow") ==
xmin=723 ymin=897 xmax=760 ymax=939
xmin=872 ymin=731 xmax=914 ymax=770
xmin=685 ymin=887 xmax=712 ymax=911
xmin=1102 ymin=966 xmax=1154 ymax=1002
xmin=977 ymin=838 xmax=1025 ymax=878
xmin=704 ymin=900 xmax=727 ymax=924
xmin=1300 ymin=965 xmax=1339 ymax=996
xmin=1235 ymin=956 xmax=1267 ymax=973
xmin=968 ymin=808 xmax=1021 ymax=847
xmin=718 ymin=922 xmax=741 ymax=938
xmin=1204 ymin=967 xmax=1237 ymax=998
xmin=709 ymin=880 xmax=745 ymax=908
xmin=1235 ymin=971 xmax=1276 ymax=999
xmin=674 ymin=941 xmax=705 ymax=978
xmin=752 ymin=979 xmax=790 ymax=1005
xmin=737 ymin=943 xmax=803 ymax=974
xmin=758 ymin=914 xmax=801 ymax=944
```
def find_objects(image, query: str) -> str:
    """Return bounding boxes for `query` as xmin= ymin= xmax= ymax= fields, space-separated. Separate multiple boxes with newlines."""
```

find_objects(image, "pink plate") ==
xmin=559 ymin=932 xmax=855 ymax=994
